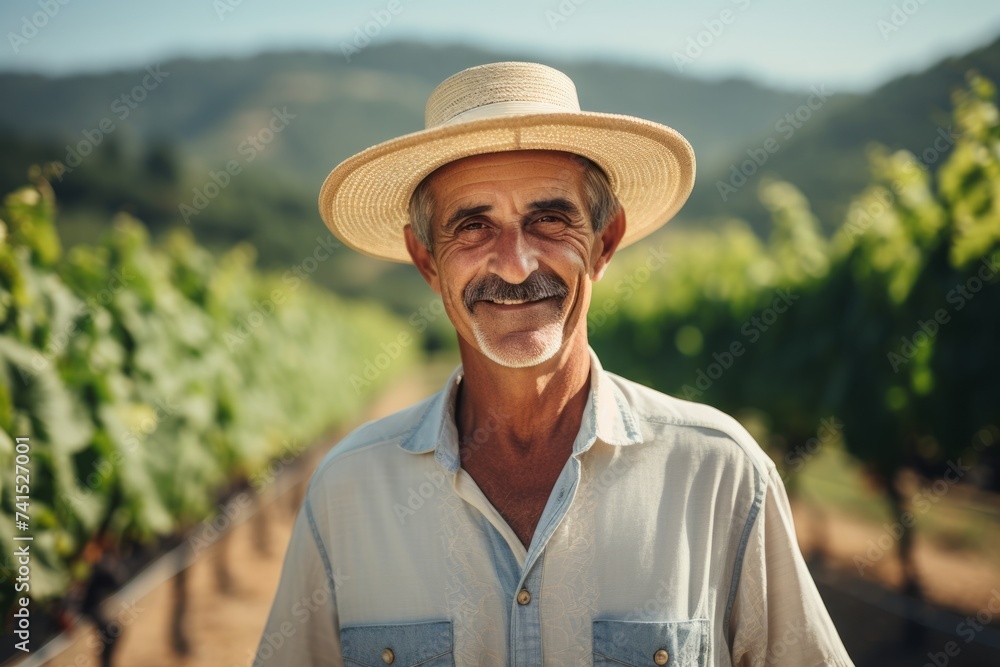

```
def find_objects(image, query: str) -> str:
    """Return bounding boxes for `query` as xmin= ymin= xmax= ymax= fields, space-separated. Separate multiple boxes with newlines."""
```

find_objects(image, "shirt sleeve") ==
xmin=253 ymin=492 xmax=343 ymax=666
xmin=728 ymin=465 xmax=855 ymax=667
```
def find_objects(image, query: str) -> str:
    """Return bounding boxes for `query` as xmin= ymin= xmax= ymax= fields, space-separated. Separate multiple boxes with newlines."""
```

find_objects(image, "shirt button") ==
xmin=517 ymin=588 xmax=532 ymax=605
xmin=381 ymin=647 xmax=395 ymax=664
xmin=653 ymin=648 xmax=669 ymax=665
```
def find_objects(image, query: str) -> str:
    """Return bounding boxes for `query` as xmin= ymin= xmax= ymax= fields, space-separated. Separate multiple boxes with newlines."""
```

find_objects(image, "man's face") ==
xmin=404 ymin=150 xmax=623 ymax=368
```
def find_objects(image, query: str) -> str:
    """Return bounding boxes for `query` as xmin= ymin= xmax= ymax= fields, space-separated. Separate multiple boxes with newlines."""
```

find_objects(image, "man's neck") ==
xmin=454 ymin=334 xmax=592 ymax=471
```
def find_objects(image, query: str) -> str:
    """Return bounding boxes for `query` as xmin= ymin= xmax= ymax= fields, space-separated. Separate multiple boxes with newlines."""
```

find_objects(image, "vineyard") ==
xmin=591 ymin=72 xmax=1000 ymax=598
xmin=0 ymin=175 xmax=417 ymax=657
xmin=0 ymin=64 xmax=998 ymax=665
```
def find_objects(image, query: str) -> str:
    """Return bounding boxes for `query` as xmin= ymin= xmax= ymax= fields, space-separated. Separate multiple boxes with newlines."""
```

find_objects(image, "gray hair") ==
xmin=407 ymin=154 xmax=622 ymax=251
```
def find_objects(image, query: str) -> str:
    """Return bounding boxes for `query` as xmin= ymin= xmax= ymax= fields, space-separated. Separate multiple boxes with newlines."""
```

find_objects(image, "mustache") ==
xmin=463 ymin=272 xmax=569 ymax=311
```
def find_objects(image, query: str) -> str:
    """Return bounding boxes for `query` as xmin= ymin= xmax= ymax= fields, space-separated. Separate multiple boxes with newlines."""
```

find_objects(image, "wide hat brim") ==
xmin=318 ymin=110 xmax=696 ymax=263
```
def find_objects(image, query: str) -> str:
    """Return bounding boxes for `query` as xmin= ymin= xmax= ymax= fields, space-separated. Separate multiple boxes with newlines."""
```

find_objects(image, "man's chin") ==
xmin=471 ymin=325 xmax=564 ymax=369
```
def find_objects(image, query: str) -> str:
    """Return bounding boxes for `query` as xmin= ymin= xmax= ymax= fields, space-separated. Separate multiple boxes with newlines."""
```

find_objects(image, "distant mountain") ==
xmin=690 ymin=34 xmax=1000 ymax=232
xmin=0 ymin=41 xmax=811 ymax=311
xmin=0 ymin=41 xmax=808 ymax=196
xmin=1 ymin=35 xmax=997 ymax=312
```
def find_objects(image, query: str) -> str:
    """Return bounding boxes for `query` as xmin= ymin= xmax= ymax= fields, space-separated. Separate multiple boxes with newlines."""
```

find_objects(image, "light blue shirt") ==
xmin=254 ymin=346 xmax=854 ymax=666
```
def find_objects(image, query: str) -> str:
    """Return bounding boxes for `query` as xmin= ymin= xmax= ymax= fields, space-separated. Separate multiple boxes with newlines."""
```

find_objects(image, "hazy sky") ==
xmin=2 ymin=0 xmax=999 ymax=92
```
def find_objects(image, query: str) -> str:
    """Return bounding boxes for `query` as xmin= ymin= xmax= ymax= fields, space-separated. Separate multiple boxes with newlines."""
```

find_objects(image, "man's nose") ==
xmin=487 ymin=227 xmax=539 ymax=285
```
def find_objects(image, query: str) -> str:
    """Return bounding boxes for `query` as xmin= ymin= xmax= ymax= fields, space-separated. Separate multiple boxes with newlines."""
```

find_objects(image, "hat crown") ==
xmin=425 ymin=61 xmax=581 ymax=128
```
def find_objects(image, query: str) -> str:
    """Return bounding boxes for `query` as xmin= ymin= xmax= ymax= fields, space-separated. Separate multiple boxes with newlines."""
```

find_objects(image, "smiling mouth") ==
xmin=486 ymin=298 xmax=533 ymax=305
xmin=477 ymin=296 xmax=561 ymax=308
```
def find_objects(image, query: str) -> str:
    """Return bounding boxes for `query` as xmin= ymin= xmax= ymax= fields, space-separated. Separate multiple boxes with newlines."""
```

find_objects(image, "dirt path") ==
xmin=794 ymin=499 xmax=1000 ymax=616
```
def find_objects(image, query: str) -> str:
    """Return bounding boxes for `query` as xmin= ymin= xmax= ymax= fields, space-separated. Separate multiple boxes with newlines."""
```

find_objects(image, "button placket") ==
xmin=510 ymin=559 xmax=544 ymax=665
xmin=509 ymin=455 xmax=584 ymax=665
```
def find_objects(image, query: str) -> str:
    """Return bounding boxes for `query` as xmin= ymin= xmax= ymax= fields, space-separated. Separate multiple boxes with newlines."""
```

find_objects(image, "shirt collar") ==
xmin=398 ymin=345 xmax=644 ymax=473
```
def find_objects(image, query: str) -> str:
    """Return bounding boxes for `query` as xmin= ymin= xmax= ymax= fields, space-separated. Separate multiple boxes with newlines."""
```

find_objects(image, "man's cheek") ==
xmin=443 ymin=288 xmax=472 ymax=326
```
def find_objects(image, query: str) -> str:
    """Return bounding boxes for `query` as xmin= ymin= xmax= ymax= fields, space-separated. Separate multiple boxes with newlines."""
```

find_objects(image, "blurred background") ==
xmin=1 ymin=1 xmax=999 ymax=665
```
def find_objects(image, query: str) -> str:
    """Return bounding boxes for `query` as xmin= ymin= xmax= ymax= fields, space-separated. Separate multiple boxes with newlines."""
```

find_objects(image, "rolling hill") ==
xmin=0 ymin=40 xmax=812 ymax=312
xmin=691 ymin=33 xmax=1000 ymax=232
xmin=1 ymin=35 xmax=998 ymax=314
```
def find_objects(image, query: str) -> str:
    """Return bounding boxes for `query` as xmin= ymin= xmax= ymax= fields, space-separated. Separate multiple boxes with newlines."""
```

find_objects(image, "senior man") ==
xmin=254 ymin=62 xmax=853 ymax=666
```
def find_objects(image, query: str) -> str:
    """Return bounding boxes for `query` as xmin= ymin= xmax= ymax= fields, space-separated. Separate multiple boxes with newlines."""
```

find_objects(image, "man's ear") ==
xmin=404 ymin=224 xmax=441 ymax=294
xmin=591 ymin=208 xmax=626 ymax=282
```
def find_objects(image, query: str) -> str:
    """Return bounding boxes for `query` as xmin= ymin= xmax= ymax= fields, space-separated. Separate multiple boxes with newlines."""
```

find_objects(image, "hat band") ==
xmin=436 ymin=100 xmax=581 ymax=128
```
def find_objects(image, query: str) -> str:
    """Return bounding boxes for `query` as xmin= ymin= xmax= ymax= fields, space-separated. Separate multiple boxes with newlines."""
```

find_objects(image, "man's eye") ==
xmin=459 ymin=220 xmax=486 ymax=231
xmin=534 ymin=215 xmax=565 ymax=225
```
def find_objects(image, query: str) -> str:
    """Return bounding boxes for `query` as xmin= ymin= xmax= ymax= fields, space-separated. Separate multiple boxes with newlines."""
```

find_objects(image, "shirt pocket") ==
xmin=341 ymin=619 xmax=454 ymax=667
xmin=592 ymin=618 xmax=710 ymax=667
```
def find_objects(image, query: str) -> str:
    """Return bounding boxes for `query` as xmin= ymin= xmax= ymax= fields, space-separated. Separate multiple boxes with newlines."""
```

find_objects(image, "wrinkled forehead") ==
xmin=423 ymin=149 xmax=589 ymax=208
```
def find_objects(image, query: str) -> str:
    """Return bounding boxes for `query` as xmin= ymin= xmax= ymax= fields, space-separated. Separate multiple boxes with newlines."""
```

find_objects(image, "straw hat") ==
xmin=318 ymin=61 xmax=696 ymax=263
